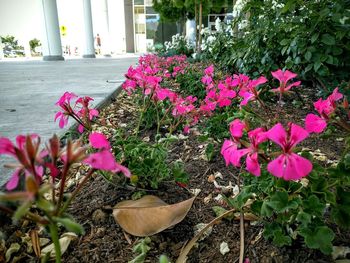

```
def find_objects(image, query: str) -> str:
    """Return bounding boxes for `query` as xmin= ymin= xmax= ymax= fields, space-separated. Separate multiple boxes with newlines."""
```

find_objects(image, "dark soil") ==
xmin=1 ymin=87 xmax=349 ymax=263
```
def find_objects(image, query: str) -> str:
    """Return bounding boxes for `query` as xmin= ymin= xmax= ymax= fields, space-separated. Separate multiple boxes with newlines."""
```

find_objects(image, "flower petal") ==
xmin=229 ymin=119 xmax=246 ymax=138
xmin=284 ymin=153 xmax=312 ymax=180
xmin=221 ymin=140 xmax=237 ymax=166
xmin=246 ymin=152 xmax=261 ymax=176
xmin=267 ymin=154 xmax=286 ymax=179
xmin=89 ymin=132 xmax=111 ymax=149
xmin=267 ymin=123 xmax=287 ymax=148
xmin=289 ymin=123 xmax=309 ymax=148
xmin=6 ymin=169 xmax=21 ymax=190
xmin=0 ymin=137 xmax=16 ymax=157
xmin=305 ymin=114 xmax=327 ymax=133
xmin=84 ymin=150 xmax=117 ymax=171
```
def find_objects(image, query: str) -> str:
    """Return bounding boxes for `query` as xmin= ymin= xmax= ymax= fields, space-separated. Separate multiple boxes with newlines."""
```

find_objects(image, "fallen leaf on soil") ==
xmin=251 ymin=229 xmax=264 ymax=245
xmin=219 ymin=242 xmax=230 ymax=255
xmin=193 ymin=223 xmax=213 ymax=241
xmin=41 ymin=233 xmax=77 ymax=259
xmin=5 ymin=243 xmax=20 ymax=262
xmin=30 ymin=230 xmax=40 ymax=257
xmin=203 ymin=194 xmax=212 ymax=204
xmin=332 ymin=246 xmax=350 ymax=260
xmin=189 ymin=188 xmax=201 ymax=196
xmin=113 ymin=195 xmax=196 ymax=237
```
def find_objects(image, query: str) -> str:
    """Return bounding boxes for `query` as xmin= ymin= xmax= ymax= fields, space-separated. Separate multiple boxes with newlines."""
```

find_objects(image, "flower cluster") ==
xmin=55 ymin=92 xmax=99 ymax=133
xmin=221 ymin=119 xmax=313 ymax=181
xmin=123 ymin=54 xmax=199 ymax=134
xmin=305 ymin=88 xmax=347 ymax=133
xmin=0 ymin=132 xmax=129 ymax=192
xmin=200 ymin=66 xmax=301 ymax=114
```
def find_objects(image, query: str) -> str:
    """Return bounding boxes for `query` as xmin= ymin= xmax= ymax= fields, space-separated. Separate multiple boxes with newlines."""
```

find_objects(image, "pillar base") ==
xmin=43 ymin=55 xmax=64 ymax=61
xmin=83 ymin=54 xmax=96 ymax=58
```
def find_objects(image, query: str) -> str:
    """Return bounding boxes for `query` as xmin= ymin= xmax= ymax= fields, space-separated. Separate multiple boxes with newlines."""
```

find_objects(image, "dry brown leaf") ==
xmin=113 ymin=195 xmax=196 ymax=237
xmin=29 ymin=230 xmax=40 ymax=257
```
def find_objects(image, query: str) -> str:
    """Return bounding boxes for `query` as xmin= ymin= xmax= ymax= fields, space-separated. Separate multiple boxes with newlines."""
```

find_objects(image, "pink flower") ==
xmin=201 ymin=75 xmax=212 ymax=85
xmin=305 ymin=114 xmax=327 ymax=133
xmin=271 ymin=69 xmax=301 ymax=94
xmin=55 ymin=92 xmax=77 ymax=108
xmin=238 ymin=76 xmax=267 ymax=106
xmin=0 ymin=134 xmax=43 ymax=190
xmin=229 ymin=119 xmax=246 ymax=139
xmin=84 ymin=150 xmax=130 ymax=177
xmin=232 ymin=74 xmax=250 ymax=90
xmin=89 ymin=132 xmax=111 ymax=149
xmin=221 ymin=128 xmax=267 ymax=176
xmin=267 ymin=123 xmax=312 ymax=180
xmin=305 ymin=88 xmax=344 ymax=133
xmin=217 ymin=83 xmax=236 ymax=107
xmin=84 ymin=133 xmax=130 ymax=177
xmin=221 ymin=140 xmax=238 ymax=166
xmin=204 ymin=65 xmax=214 ymax=76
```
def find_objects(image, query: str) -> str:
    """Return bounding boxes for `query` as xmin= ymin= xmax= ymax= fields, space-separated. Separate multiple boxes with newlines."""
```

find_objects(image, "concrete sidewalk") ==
xmin=0 ymin=56 xmax=138 ymax=185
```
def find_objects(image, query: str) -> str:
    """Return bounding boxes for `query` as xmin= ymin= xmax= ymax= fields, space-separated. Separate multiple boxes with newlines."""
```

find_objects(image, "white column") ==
xmin=101 ymin=0 xmax=111 ymax=56
xmin=82 ymin=0 xmax=95 ymax=58
xmin=41 ymin=0 xmax=64 ymax=61
xmin=186 ymin=19 xmax=196 ymax=47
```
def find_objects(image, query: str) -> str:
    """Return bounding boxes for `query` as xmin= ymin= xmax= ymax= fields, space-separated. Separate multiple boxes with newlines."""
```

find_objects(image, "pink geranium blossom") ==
xmin=305 ymin=88 xmax=344 ymax=133
xmin=267 ymin=123 xmax=312 ymax=180
xmin=84 ymin=133 xmax=130 ymax=177
xmin=229 ymin=119 xmax=246 ymax=139
xmin=238 ymin=76 xmax=267 ymax=106
xmin=271 ymin=69 xmax=301 ymax=94
xmin=0 ymin=134 xmax=44 ymax=190
xmin=221 ymin=127 xmax=267 ymax=176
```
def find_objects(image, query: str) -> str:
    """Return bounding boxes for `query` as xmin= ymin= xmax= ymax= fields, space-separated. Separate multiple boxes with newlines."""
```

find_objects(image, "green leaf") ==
xmin=313 ymin=61 xmax=322 ymax=72
xmin=344 ymin=153 xmax=350 ymax=169
xmin=261 ymin=201 xmax=274 ymax=217
xmin=302 ymin=195 xmax=325 ymax=217
xmin=301 ymin=226 xmax=335 ymax=254
xmin=331 ymin=188 xmax=350 ymax=228
xmin=232 ymin=186 xmax=253 ymax=209
xmin=325 ymin=191 xmax=336 ymax=205
xmin=159 ymin=255 xmax=170 ymax=263
xmin=296 ymin=211 xmax=311 ymax=225
xmin=305 ymin=51 xmax=312 ymax=61
xmin=304 ymin=64 xmax=313 ymax=73
xmin=311 ymin=33 xmax=319 ymax=43
xmin=280 ymin=39 xmax=290 ymax=46
xmin=37 ymin=197 xmax=55 ymax=212
xmin=212 ymin=206 xmax=234 ymax=221
xmin=13 ymin=201 xmax=32 ymax=221
xmin=53 ymin=217 xmax=85 ymax=235
xmin=273 ymin=229 xmax=292 ymax=247
xmin=266 ymin=191 xmax=298 ymax=213
xmin=332 ymin=47 xmax=343 ymax=56
xmin=321 ymin=34 xmax=335 ymax=46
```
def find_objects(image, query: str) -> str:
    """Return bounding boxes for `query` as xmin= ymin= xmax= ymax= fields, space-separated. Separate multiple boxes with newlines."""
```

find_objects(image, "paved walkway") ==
xmin=0 ymin=55 xmax=138 ymax=185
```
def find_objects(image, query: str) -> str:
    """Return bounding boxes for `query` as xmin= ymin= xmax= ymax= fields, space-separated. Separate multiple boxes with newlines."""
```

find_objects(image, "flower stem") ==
xmin=48 ymin=223 xmax=61 ymax=263
xmin=60 ymin=169 xmax=95 ymax=214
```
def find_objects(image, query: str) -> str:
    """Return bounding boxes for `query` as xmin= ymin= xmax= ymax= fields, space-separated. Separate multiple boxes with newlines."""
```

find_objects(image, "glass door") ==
xmin=134 ymin=6 xmax=146 ymax=53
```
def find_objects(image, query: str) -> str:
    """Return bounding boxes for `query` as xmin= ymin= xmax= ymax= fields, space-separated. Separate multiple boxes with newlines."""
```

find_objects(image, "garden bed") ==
xmin=61 ymin=91 xmax=347 ymax=263
xmin=1 ymin=54 xmax=350 ymax=263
